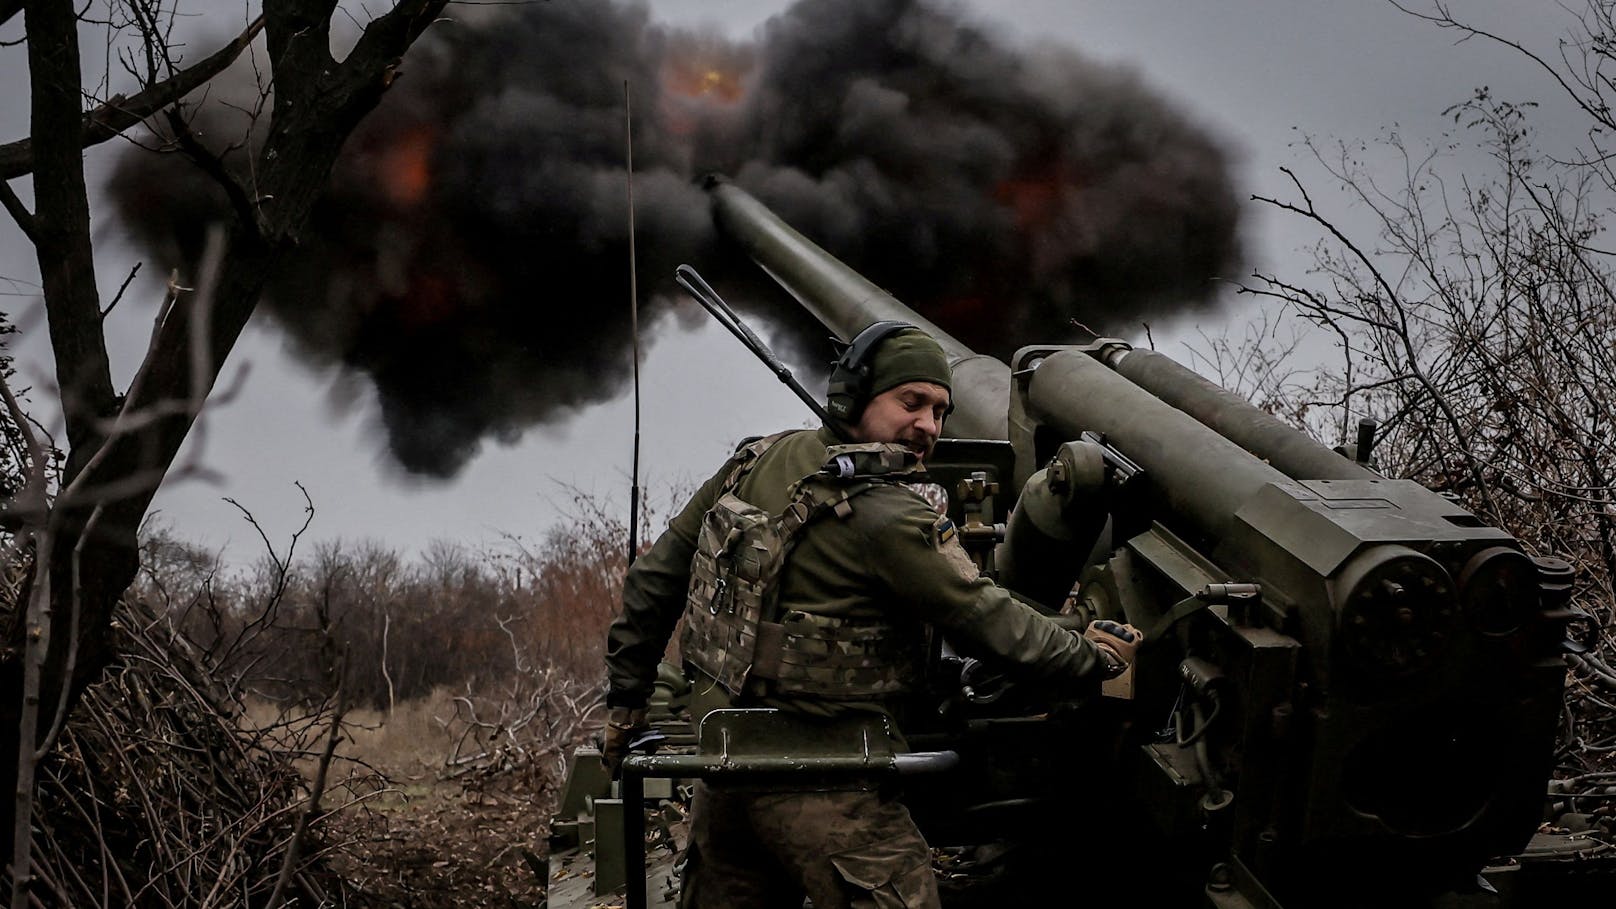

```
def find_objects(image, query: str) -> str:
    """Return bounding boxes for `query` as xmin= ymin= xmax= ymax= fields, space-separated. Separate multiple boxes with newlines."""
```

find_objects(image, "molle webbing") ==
xmin=681 ymin=438 xmax=927 ymax=700
xmin=746 ymin=610 xmax=923 ymax=697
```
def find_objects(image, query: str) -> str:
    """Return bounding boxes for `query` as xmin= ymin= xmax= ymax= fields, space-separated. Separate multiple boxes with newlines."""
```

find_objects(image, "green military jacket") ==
xmin=604 ymin=427 xmax=1107 ymax=725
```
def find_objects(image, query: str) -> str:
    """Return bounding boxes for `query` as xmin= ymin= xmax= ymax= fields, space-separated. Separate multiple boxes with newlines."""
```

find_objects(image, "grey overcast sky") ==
xmin=0 ymin=1 xmax=1578 ymax=562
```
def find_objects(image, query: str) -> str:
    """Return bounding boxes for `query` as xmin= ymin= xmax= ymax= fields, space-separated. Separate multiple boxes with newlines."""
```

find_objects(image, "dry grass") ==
xmin=343 ymin=692 xmax=460 ymax=774
xmin=244 ymin=689 xmax=460 ymax=779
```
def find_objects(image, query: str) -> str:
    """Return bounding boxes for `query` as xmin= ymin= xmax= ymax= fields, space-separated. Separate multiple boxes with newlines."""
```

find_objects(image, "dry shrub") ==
xmin=438 ymin=667 xmax=604 ymax=795
xmin=13 ymin=449 xmax=674 ymax=904
xmin=133 ymin=484 xmax=671 ymax=797
xmin=137 ymin=488 xmax=647 ymax=713
xmin=24 ymin=596 xmax=367 ymax=908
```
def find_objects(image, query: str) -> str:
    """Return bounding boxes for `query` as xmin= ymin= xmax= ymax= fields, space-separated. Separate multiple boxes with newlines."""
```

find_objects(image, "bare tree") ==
xmin=0 ymin=0 xmax=451 ymax=888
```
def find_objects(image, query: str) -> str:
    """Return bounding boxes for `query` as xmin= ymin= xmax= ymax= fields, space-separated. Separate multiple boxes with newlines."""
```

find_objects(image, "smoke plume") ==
xmin=109 ymin=0 xmax=1244 ymax=476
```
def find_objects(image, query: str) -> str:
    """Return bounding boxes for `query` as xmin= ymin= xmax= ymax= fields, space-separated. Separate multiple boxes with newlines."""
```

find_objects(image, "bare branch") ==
xmin=1392 ymin=1 xmax=1616 ymax=131
xmin=98 ymin=262 xmax=141 ymax=320
xmin=0 ymin=180 xmax=36 ymax=243
xmin=264 ymin=682 xmax=344 ymax=909
xmin=162 ymin=108 xmax=261 ymax=239
xmin=0 ymin=15 xmax=266 ymax=182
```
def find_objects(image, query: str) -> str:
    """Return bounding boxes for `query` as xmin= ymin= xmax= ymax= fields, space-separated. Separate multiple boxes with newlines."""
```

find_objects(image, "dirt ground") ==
xmin=321 ymin=771 xmax=553 ymax=909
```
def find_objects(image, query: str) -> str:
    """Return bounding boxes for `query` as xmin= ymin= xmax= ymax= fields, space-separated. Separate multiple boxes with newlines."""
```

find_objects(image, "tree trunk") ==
xmin=2 ymin=0 xmax=451 ymax=872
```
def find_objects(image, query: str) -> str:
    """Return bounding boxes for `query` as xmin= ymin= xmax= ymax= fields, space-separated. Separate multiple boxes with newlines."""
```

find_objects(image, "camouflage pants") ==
xmin=680 ymin=782 xmax=940 ymax=909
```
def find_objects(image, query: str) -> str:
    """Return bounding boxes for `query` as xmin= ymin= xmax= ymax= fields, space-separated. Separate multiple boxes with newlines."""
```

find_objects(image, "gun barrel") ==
xmin=1025 ymin=349 xmax=1293 ymax=543
xmin=707 ymin=176 xmax=1363 ymax=491
xmin=1105 ymin=347 xmax=1375 ymax=482
xmin=708 ymin=178 xmax=1010 ymax=440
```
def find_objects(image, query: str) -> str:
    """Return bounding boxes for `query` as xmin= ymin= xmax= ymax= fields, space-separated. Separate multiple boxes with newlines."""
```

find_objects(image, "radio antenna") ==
xmin=625 ymin=81 xmax=643 ymax=566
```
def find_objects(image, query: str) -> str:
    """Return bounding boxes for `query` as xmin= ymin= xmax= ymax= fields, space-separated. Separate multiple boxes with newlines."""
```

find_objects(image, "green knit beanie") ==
xmin=869 ymin=328 xmax=952 ymax=396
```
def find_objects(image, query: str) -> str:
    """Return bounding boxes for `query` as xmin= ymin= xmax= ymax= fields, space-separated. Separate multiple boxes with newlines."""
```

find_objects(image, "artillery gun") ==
xmin=547 ymin=178 xmax=1600 ymax=908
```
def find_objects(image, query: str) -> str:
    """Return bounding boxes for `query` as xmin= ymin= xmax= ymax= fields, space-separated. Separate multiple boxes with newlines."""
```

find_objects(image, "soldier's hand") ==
xmin=1083 ymin=619 xmax=1142 ymax=678
xmin=601 ymin=706 xmax=648 ymax=778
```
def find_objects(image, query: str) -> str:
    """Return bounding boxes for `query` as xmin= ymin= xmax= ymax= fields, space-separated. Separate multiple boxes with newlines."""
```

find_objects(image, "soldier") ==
xmin=602 ymin=322 xmax=1140 ymax=909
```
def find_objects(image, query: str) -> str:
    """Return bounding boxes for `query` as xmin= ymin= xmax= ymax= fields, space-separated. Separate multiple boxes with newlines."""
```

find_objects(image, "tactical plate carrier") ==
xmin=682 ymin=434 xmax=930 ymax=700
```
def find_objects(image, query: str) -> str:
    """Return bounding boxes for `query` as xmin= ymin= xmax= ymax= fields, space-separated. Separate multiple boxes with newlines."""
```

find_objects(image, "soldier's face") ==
xmin=853 ymin=381 xmax=950 ymax=461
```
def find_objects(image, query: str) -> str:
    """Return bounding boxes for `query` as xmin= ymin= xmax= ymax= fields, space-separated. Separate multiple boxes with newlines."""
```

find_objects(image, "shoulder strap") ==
xmin=779 ymin=476 xmax=877 ymax=537
xmin=776 ymin=441 xmax=926 ymax=530
xmin=716 ymin=429 xmax=797 ymax=494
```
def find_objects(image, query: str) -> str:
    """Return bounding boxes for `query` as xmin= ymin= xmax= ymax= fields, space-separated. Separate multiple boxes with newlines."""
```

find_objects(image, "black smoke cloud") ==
xmin=109 ymin=0 xmax=1243 ymax=476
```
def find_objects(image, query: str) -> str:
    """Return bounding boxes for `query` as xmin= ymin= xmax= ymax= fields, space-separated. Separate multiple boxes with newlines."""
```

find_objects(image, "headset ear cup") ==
xmin=824 ymin=320 xmax=916 ymax=426
xmin=826 ymin=386 xmax=856 ymax=421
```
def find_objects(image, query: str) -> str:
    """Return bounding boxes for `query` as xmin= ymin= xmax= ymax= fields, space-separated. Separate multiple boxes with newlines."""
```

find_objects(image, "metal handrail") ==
xmin=617 ymin=748 xmax=960 ymax=909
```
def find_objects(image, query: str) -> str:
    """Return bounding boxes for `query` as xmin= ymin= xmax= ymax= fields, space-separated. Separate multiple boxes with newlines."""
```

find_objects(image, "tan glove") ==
xmin=601 ymin=706 xmax=647 ymax=778
xmin=1084 ymin=619 xmax=1142 ymax=678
